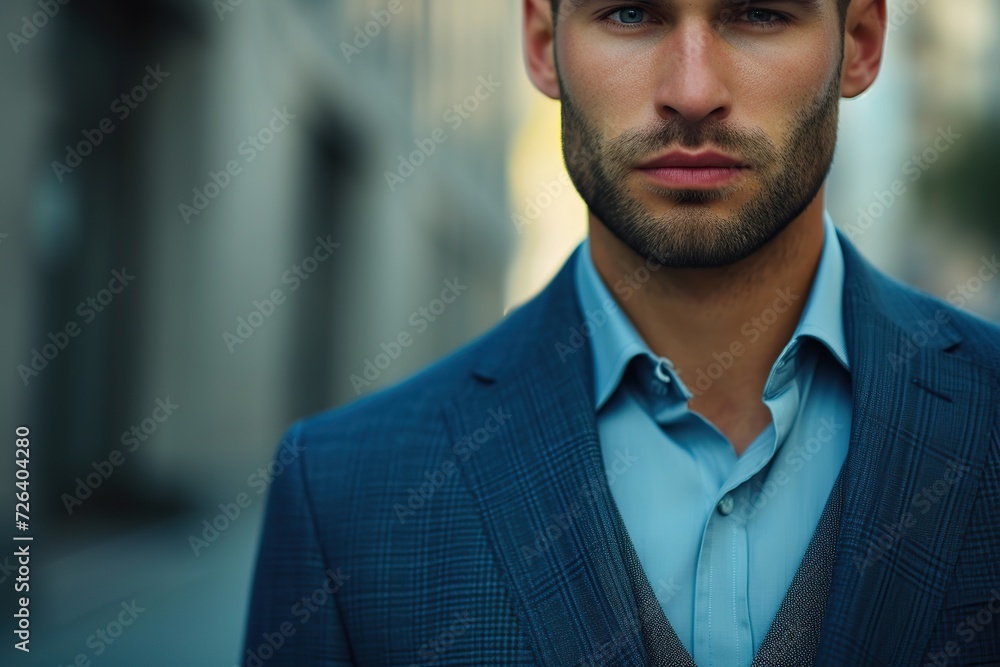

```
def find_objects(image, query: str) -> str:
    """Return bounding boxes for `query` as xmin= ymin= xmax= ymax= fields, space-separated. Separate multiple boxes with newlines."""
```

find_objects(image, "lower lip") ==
xmin=638 ymin=166 xmax=748 ymax=189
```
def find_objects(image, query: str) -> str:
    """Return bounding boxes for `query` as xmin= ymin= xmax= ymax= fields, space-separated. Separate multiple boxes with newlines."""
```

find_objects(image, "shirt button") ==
xmin=717 ymin=494 xmax=735 ymax=516
xmin=653 ymin=358 xmax=673 ymax=384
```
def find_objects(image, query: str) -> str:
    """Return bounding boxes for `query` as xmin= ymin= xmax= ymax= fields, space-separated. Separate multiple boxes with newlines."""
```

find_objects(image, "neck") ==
xmin=587 ymin=189 xmax=828 ymax=454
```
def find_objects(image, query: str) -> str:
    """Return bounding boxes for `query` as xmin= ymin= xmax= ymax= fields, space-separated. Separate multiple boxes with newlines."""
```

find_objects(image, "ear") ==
xmin=524 ymin=0 xmax=561 ymax=100
xmin=841 ymin=0 xmax=888 ymax=98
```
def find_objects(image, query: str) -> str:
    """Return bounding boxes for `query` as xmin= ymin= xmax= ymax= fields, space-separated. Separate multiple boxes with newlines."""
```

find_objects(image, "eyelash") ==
xmin=599 ymin=8 xmax=650 ymax=30
xmin=738 ymin=9 xmax=793 ymax=29
xmin=599 ymin=7 xmax=793 ymax=31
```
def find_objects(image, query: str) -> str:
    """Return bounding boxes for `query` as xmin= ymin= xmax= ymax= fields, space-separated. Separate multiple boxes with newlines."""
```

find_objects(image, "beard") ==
xmin=559 ymin=68 xmax=841 ymax=269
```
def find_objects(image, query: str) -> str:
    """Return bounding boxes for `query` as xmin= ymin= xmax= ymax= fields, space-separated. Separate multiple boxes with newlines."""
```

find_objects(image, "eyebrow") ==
xmin=564 ymin=0 xmax=824 ymax=12
xmin=719 ymin=0 xmax=823 ymax=11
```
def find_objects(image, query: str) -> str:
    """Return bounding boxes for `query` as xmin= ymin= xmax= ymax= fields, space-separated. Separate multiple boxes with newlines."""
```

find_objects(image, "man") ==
xmin=243 ymin=0 xmax=1000 ymax=664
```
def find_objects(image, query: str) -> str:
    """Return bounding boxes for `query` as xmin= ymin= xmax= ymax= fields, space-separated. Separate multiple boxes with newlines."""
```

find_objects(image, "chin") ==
xmin=639 ymin=195 xmax=745 ymax=220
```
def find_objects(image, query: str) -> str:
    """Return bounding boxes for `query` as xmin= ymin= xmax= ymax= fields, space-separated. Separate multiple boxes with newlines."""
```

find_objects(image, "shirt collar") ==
xmin=573 ymin=211 xmax=850 ymax=411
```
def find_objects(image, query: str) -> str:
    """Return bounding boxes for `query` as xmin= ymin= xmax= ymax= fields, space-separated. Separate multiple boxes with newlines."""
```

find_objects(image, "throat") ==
xmin=689 ymin=397 xmax=773 ymax=457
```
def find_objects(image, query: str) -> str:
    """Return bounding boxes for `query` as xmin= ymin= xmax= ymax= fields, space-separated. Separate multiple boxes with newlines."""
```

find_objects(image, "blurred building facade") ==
xmin=3 ymin=0 xmax=525 ymax=516
xmin=2 ymin=1 xmax=523 ymax=664
xmin=0 ymin=0 xmax=996 ymax=664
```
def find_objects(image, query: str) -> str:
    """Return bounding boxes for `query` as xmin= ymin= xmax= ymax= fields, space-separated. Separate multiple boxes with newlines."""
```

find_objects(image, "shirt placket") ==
xmin=688 ymin=352 xmax=801 ymax=666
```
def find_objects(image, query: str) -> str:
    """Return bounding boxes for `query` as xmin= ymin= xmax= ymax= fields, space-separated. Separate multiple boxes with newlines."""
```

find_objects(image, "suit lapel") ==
xmin=444 ymin=246 xmax=648 ymax=666
xmin=818 ymin=231 xmax=999 ymax=665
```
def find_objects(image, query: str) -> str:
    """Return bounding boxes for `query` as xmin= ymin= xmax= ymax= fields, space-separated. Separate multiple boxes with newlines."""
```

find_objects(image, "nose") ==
xmin=653 ymin=20 xmax=733 ymax=124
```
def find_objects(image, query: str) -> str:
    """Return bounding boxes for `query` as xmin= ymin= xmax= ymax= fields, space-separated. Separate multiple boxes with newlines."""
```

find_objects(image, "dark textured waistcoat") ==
xmin=616 ymin=468 xmax=846 ymax=667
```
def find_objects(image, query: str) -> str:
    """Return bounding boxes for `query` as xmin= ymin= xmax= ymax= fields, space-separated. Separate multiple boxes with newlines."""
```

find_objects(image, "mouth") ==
xmin=635 ymin=150 xmax=750 ymax=189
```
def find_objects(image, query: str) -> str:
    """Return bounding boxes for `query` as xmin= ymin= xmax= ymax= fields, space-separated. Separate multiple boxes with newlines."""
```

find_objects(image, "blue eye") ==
xmin=609 ymin=8 xmax=646 ymax=25
xmin=745 ymin=9 xmax=778 ymax=23
xmin=739 ymin=8 xmax=791 ymax=28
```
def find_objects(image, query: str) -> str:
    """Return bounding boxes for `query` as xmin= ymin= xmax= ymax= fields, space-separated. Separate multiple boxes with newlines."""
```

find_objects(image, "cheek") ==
xmin=728 ymin=40 xmax=839 ymax=137
xmin=558 ymin=34 xmax=661 ymax=136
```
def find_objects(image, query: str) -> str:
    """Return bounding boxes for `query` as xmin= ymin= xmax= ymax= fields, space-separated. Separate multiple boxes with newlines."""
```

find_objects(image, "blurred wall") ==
xmin=3 ymin=0 xmax=524 ymax=516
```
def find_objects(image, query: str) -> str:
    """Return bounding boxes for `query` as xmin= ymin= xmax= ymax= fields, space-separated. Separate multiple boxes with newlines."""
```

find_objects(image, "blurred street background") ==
xmin=0 ymin=0 xmax=997 ymax=664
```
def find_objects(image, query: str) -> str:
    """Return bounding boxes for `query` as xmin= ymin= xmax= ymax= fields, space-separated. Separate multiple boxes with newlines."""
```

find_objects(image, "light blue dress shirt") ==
xmin=573 ymin=211 xmax=853 ymax=667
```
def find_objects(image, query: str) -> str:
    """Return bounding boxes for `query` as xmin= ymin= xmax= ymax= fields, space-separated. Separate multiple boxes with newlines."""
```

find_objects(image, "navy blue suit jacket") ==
xmin=243 ymin=231 xmax=1000 ymax=666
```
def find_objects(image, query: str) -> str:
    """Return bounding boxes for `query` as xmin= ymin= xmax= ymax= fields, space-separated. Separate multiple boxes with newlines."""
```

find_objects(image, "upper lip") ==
xmin=637 ymin=151 xmax=749 ymax=169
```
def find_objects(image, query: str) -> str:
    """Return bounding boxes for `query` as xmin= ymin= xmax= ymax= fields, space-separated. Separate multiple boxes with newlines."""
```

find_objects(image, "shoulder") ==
xmin=283 ymin=285 xmax=548 ymax=464
xmin=840 ymin=232 xmax=1000 ymax=371
xmin=289 ymin=250 xmax=581 ymax=461
xmin=877 ymin=267 xmax=1000 ymax=370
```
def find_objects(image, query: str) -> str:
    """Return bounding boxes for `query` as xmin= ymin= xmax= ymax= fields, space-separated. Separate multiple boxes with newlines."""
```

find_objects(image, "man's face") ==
xmin=554 ymin=1 xmax=845 ymax=267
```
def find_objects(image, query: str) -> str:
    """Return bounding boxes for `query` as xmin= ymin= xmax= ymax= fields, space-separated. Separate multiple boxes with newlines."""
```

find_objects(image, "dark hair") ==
xmin=549 ymin=0 xmax=853 ymax=24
